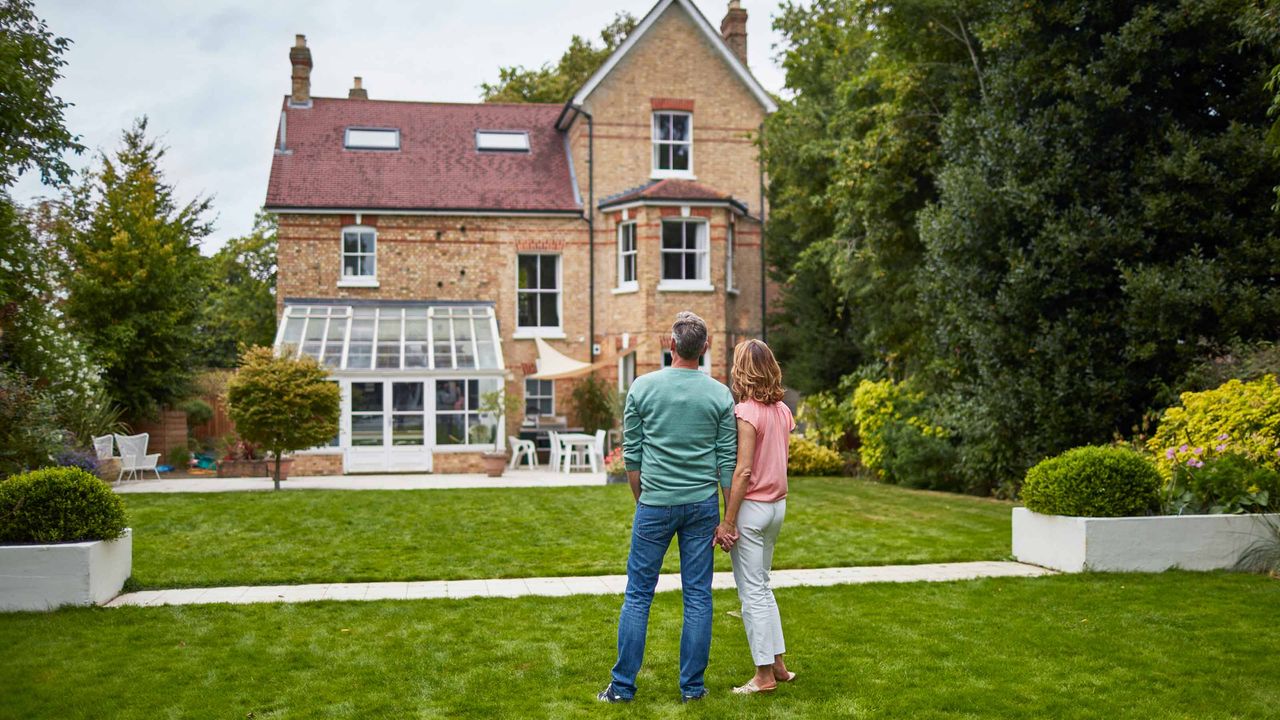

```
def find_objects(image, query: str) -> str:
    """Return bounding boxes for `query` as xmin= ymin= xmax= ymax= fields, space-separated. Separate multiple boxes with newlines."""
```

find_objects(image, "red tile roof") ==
xmin=598 ymin=178 xmax=747 ymax=212
xmin=265 ymin=97 xmax=581 ymax=213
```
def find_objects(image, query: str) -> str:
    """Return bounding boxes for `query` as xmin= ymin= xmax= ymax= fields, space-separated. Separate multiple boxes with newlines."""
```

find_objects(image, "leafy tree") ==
xmin=226 ymin=347 xmax=340 ymax=490
xmin=194 ymin=211 xmax=278 ymax=368
xmin=60 ymin=118 xmax=212 ymax=421
xmin=918 ymin=0 xmax=1280 ymax=494
xmin=763 ymin=0 xmax=986 ymax=391
xmin=0 ymin=0 xmax=82 ymax=188
xmin=481 ymin=13 xmax=636 ymax=103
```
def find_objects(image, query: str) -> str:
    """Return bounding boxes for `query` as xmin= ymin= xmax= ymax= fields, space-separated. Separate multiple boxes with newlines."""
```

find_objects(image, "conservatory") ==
xmin=273 ymin=300 xmax=506 ymax=473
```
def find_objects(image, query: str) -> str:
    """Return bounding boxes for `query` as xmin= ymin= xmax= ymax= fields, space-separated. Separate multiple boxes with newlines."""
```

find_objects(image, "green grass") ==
xmin=3 ymin=573 xmax=1277 ymax=718
xmin=124 ymin=477 xmax=1012 ymax=588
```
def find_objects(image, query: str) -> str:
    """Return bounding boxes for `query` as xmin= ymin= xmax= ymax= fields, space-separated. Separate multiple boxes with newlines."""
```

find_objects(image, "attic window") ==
xmin=345 ymin=128 xmax=400 ymax=150
xmin=476 ymin=131 xmax=530 ymax=152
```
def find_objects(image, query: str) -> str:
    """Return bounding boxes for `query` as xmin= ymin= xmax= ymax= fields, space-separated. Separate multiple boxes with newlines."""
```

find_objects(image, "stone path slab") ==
xmin=105 ymin=561 xmax=1053 ymax=608
xmin=112 ymin=469 xmax=606 ymax=494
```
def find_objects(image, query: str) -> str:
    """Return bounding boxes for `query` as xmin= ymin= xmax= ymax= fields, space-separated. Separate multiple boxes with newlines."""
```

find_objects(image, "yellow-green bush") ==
xmin=851 ymin=379 xmax=948 ymax=479
xmin=788 ymin=435 xmax=845 ymax=477
xmin=1148 ymin=375 xmax=1280 ymax=476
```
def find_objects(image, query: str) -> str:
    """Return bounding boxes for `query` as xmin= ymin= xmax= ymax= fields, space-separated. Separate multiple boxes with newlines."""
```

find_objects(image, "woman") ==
xmin=717 ymin=338 xmax=796 ymax=695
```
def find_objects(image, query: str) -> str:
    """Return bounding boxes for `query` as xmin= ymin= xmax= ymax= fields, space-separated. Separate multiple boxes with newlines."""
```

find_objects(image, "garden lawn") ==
xmin=124 ymin=477 xmax=1011 ymax=589
xmin=4 ymin=572 xmax=1278 ymax=719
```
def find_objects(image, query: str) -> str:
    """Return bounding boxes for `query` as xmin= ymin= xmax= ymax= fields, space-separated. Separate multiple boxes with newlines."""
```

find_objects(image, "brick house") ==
xmin=266 ymin=0 xmax=776 ymax=475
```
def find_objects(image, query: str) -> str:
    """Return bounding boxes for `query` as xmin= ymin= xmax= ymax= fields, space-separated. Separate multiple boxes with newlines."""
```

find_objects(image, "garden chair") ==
xmin=508 ymin=436 xmax=538 ymax=470
xmin=114 ymin=433 xmax=161 ymax=482
xmin=547 ymin=431 xmax=563 ymax=474
xmin=593 ymin=429 xmax=607 ymax=472
xmin=92 ymin=435 xmax=116 ymax=461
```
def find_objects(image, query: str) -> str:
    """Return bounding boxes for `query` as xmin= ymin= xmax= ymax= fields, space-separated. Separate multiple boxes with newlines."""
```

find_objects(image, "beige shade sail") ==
xmin=528 ymin=337 xmax=637 ymax=380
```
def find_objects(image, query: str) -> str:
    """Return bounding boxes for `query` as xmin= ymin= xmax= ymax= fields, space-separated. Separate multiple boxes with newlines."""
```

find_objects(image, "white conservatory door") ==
xmin=345 ymin=380 xmax=433 ymax=473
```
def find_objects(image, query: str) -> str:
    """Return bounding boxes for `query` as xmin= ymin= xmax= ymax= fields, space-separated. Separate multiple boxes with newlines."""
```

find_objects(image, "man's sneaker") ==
xmin=681 ymin=689 xmax=709 ymax=704
xmin=596 ymin=684 xmax=631 ymax=703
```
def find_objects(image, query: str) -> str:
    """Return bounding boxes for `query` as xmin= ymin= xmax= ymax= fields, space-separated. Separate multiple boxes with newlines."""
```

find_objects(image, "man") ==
xmin=597 ymin=311 xmax=738 ymax=703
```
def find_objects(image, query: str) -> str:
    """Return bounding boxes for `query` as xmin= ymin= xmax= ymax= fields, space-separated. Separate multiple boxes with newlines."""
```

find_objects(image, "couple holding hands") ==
xmin=598 ymin=311 xmax=795 ymax=704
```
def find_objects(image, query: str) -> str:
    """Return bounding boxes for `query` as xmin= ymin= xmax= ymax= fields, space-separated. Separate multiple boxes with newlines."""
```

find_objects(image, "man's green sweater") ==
xmin=622 ymin=367 xmax=737 ymax=506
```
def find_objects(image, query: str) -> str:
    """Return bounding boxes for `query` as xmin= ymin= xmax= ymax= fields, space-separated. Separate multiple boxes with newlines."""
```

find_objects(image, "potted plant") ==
xmin=477 ymin=388 xmax=524 ymax=477
xmin=226 ymin=347 xmax=340 ymax=490
xmin=215 ymin=435 xmax=267 ymax=478
xmin=605 ymin=447 xmax=627 ymax=484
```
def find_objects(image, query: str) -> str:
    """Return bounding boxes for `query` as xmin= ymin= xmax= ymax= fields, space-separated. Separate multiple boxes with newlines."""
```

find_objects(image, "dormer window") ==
xmin=344 ymin=128 xmax=400 ymax=150
xmin=652 ymin=112 xmax=692 ymax=177
xmin=476 ymin=131 xmax=530 ymax=152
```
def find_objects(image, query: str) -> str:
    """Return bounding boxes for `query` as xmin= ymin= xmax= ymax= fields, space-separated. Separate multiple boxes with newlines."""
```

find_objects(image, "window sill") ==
xmin=650 ymin=171 xmax=696 ymax=181
xmin=657 ymin=281 xmax=714 ymax=293
xmin=512 ymin=328 xmax=566 ymax=340
xmin=338 ymin=278 xmax=379 ymax=288
xmin=612 ymin=284 xmax=639 ymax=295
xmin=296 ymin=447 xmax=343 ymax=456
xmin=433 ymin=445 xmax=503 ymax=454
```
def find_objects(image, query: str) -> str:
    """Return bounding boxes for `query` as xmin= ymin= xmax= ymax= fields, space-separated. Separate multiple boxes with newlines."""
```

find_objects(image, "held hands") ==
xmin=714 ymin=521 xmax=738 ymax=552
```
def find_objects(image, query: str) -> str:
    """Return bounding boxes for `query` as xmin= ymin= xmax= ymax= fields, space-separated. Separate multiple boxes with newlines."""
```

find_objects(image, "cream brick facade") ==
xmin=272 ymin=0 xmax=774 ymax=474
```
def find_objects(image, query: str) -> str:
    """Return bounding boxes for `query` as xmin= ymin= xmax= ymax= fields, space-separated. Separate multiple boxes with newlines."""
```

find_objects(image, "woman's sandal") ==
xmin=776 ymin=670 xmax=797 ymax=683
xmin=732 ymin=680 xmax=777 ymax=695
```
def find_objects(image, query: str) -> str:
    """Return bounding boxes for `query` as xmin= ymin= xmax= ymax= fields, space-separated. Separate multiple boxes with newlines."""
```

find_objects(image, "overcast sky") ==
xmin=17 ymin=0 xmax=790 ymax=252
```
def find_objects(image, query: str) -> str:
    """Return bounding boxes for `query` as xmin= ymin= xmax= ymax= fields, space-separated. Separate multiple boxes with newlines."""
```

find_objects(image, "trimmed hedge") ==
xmin=1021 ymin=446 xmax=1161 ymax=517
xmin=0 ymin=467 xmax=127 ymax=544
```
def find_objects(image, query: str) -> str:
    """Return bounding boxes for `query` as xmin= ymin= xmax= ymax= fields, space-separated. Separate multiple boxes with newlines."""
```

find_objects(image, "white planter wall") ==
xmin=0 ymin=529 xmax=132 ymax=612
xmin=1012 ymin=508 xmax=1279 ymax=573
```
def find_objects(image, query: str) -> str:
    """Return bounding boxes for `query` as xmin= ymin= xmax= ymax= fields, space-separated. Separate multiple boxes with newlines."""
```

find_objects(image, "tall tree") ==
xmin=61 ymin=118 xmax=212 ymax=420
xmin=193 ymin=212 xmax=278 ymax=369
xmin=481 ymin=13 xmax=636 ymax=103
xmin=0 ymin=0 xmax=82 ymax=187
xmin=919 ymin=0 xmax=1280 ymax=493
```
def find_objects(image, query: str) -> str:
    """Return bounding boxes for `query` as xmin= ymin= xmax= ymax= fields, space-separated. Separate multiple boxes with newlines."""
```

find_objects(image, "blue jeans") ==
xmin=610 ymin=492 xmax=719 ymax=699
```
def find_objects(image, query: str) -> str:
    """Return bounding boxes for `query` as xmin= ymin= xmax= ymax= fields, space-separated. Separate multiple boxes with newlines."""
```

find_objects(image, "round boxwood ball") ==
xmin=0 ymin=467 xmax=128 ymax=544
xmin=1021 ymin=446 xmax=1161 ymax=517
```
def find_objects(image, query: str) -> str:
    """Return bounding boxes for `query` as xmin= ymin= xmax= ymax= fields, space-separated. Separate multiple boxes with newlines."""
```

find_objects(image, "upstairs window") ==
xmin=344 ymin=128 xmax=400 ymax=150
xmin=476 ymin=131 xmax=530 ymax=152
xmin=617 ymin=221 xmax=637 ymax=290
xmin=341 ymin=226 xmax=377 ymax=285
xmin=652 ymin=112 xmax=692 ymax=176
xmin=516 ymin=254 xmax=561 ymax=333
xmin=660 ymin=219 xmax=709 ymax=289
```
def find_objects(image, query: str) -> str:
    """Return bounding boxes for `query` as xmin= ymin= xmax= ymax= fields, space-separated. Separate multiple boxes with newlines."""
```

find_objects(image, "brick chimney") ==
xmin=348 ymin=76 xmax=368 ymax=100
xmin=720 ymin=1 xmax=748 ymax=66
xmin=289 ymin=34 xmax=312 ymax=106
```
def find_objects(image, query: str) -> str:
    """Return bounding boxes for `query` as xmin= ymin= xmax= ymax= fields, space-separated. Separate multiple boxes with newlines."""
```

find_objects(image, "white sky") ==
xmin=18 ymin=0 xmax=790 ymax=252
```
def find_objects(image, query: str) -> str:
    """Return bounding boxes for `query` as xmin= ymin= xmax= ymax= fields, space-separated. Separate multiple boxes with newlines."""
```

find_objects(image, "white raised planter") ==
xmin=0 ymin=529 xmax=132 ymax=612
xmin=1012 ymin=508 xmax=1279 ymax=573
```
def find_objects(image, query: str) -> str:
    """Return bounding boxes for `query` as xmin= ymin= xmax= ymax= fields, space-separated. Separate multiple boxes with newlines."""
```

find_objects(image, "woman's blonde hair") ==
xmin=731 ymin=339 xmax=785 ymax=404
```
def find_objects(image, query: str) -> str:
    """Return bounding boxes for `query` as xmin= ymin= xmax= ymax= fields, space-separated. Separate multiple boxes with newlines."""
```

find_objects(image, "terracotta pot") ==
xmin=269 ymin=457 xmax=295 ymax=482
xmin=481 ymin=452 xmax=507 ymax=478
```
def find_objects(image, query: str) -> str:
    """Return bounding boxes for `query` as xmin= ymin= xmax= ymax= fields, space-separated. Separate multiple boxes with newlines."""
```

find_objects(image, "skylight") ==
xmin=345 ymin=128 xmax=400 ymax=150
xmin=476 ymin=131 xmax=530 ymax=152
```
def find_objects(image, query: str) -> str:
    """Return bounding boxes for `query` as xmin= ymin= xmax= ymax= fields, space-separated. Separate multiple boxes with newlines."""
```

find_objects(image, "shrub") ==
xmin=851 ymin=378 xmax=950 ymax=480
xmin=57 ymin=385 xmax=126 ymax=449
xmin=55 ymin=445 xmax=100 ymax=475
xmin=226 ymin=347 xmax=340 ymax=489
xmin=0 ymin=467 xmax=127 ymax=544
xmin=880 ymin=420 xmax=962 ymax=492
xmin=167 ymin=446 xmax=190 ymax=470
xmin=570 ymin=374 xmax=620 ymax=434
xmin=788 ymin=435 xmax=845 ymax=477
xmin=0 ymin=366 xmax=62 ymax=477
xmin=178 ymin=398 xmax=214 ymax=428
xmin=1167 ymin=452 xmax=1278 ymax=515
xmin=1148 ymin=376 xmax=1280 ymax=476
xmin=1021 ymin=446 xmax=1161 ymax=517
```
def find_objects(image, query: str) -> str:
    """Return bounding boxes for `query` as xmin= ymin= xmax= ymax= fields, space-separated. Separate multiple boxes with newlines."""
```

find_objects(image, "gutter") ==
xmin=561 ymin=103 xmax=596 ymax=364
xmin=759 ymin=121 xmax=767 ymax=343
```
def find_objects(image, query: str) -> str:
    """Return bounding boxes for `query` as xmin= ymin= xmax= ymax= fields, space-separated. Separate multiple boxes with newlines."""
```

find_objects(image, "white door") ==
xmin=345 ymin=380 xmax=433 ymax=472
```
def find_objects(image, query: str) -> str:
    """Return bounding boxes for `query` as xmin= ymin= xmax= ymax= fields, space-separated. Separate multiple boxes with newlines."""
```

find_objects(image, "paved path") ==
xmin=112 ymin=469 xmax=607 ymax=493
xmin=106 ymin=561 xmax=1053 ymax=608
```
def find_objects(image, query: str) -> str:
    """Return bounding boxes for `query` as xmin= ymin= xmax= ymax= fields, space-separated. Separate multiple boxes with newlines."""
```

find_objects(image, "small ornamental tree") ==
xmin=226 ymin=347 xmax=339 ymax=490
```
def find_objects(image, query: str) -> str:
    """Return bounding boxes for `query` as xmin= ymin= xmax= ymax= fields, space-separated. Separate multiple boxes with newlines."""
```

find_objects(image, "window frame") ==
xmin=657 ymin=219 xmax=712 ymax=291
xmin=726 ymin=221 xmax=737 ymax=293
xmin=514 ymin=253 xmax=564 ymax=338
xmin=344 ymin=127 xmax=401 ymax=151
xmin=475 ymin=130 xmax=530 ymax=153
xmin=618 ymin=354 xmax=636 ymax=392
xmin=523 ymin=377 xmax=555 ymax=420
xmin=434 ymin=377 xmax=500 ymax=448
xmin=662 ymin=348 xmax=711 ymax=375
xmin=339 ymin=225 xmax=378 ymax=287
xmin=616 ymin=221 xmax=638 ymax=292
xmin=651 ymin=111 xmax=693 ymax=179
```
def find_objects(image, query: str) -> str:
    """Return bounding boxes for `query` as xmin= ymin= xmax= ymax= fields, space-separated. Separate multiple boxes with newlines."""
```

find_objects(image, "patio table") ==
xmin=557 ymin=432 xmax=599 ymax=473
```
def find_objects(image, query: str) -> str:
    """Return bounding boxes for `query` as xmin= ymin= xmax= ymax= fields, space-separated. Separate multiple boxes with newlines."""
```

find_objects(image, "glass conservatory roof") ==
xmin=274 ymin=304 xmax=503 ymax=372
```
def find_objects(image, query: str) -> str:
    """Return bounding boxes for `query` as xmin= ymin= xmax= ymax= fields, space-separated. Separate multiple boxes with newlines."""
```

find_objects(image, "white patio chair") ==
xmin=592 ymin=429 xmax=607 ymax=473
xmin=508 ymin=436 xmax=538 ymax=470
xmin=547 ymin=431 xmax=563 ymax=474
xmin=114 ymin=433 xmax=161 ymax=482
xmin=92 ymin=435 xmax=116 ymax=461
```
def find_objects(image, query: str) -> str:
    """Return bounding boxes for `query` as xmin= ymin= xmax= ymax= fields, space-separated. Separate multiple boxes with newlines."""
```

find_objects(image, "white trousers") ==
xmin=729 ymin=498 xmax=787 ymax=666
